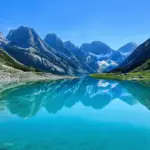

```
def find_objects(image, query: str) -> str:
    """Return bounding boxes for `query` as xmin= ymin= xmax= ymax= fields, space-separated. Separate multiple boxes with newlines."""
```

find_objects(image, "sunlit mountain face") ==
xmin=0 ymin=77 xmax=150 ymax=150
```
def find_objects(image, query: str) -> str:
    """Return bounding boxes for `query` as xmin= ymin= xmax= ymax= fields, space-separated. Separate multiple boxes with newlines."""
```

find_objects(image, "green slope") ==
xmin=132 ymin=59 xmax=150 ymax=72
xmin=0 ymin=49 xmax=38 ymax=72
xmin=90 ymin=71 xmax=150 ymax=81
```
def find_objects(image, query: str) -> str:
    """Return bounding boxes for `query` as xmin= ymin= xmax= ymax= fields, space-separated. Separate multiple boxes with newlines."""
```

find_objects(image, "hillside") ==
xmin=132 ymin=59 xmax=150 ymax=72
xmin=0 ymin=49 xmax=36 ymax=72
xmin=112 ymin=38 xmax=150 ymax=73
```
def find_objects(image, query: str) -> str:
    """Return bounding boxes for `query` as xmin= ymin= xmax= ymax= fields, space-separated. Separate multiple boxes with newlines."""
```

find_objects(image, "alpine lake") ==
xmin=0 ymin=76 xmax=150 ymax=150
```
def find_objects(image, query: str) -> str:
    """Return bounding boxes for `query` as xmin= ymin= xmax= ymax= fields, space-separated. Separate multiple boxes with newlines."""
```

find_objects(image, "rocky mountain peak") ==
xmin=44 ymin=33 xmax=64 ymax=50
xmin=64 ymin=41 xmax=77 ymax=51
xmin=118 ymin=42 xmax=137 ymax=53
xmin=80 ymin=41 xmax=113 ymax=55
xmin=6 ymin=26 xmax=47 ymax=51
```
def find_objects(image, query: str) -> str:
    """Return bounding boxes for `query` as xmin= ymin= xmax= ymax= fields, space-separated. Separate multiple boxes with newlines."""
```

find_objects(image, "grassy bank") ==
xmin=90 ymin=71 xmax=150 ymax=81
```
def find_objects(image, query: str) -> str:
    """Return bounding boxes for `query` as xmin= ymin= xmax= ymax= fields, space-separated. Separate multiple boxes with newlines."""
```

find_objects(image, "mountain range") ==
xmin=0 ymin=26 xmax=137 ymax=75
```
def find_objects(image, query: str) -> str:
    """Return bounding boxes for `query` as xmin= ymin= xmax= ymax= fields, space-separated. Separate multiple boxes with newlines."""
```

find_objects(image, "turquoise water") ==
xmin=0 ymin=77 xmax=150 ymax=150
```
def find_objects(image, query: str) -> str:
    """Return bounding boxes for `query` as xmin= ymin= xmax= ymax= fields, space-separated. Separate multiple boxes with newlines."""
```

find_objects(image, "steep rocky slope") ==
xmin=113 ymin=38 xmax=150 ymax=72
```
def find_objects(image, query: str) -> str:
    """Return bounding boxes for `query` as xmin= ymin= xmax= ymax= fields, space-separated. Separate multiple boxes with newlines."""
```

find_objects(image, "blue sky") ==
xmin=0 ymin=0 xmax=150 ymax=49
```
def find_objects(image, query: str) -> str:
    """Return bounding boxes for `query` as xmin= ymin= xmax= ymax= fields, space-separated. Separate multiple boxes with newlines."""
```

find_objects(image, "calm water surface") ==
xmin=0 ymin=77 xmax=150 ymax=150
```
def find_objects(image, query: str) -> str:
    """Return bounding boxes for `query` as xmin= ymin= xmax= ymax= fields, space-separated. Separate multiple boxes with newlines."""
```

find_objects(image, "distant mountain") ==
xmin=64 ymin=41 xmax=78 ymax=51
xmin=64 ymin=41 xmax=117 ymax=72
xmin=44 ymin=34 xmax=90 ymax=74
xmin=80 ymin=41 xmax=134 ymax=71
xmin=44 ymin=33 xmax=64 ymax=51
xmin=80 ymin=41 xmax=113 ymax=55
xmin=113 ymin=39 xmax=150 ymax=72
xmin=64 ymin=40 xmax=137 ymax=73
xmin=44 ymin=34 xmax=79 ymax=63
xmin=64 ymin=41 xmax=98 ymax=73
xmin=118 ymin=42 xmax=137 ymax=56
xmin=109 ymin=50 xmax=124 ymax=64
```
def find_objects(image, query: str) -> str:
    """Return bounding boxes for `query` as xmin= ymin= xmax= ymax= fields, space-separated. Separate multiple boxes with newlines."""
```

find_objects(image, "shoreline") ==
xmin=90 ymin=71 xmax=150 ymax=81
xmin=0 ymin=70 xmax=77 ymax=96
xmin=0 ymin=72 xmax=77 ymax=84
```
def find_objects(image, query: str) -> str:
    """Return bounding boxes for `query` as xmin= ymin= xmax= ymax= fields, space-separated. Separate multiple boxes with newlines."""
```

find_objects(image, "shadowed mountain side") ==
xmin=113 ymin=38 xmax=150 ymax=72
xmin=120 ymin=81 xmax=150 ymax=110
xmin=0 ymin=77 xmax=138 ymax=118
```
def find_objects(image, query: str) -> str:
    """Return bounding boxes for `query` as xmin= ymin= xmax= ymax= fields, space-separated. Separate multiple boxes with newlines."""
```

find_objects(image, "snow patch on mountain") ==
xmin=88 ymin=52 xmax=111 ymax=59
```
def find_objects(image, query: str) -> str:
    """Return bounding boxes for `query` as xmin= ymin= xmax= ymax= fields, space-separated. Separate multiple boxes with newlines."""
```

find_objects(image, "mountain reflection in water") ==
xmin=0 ymin=77 xmax=150 ymax=118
